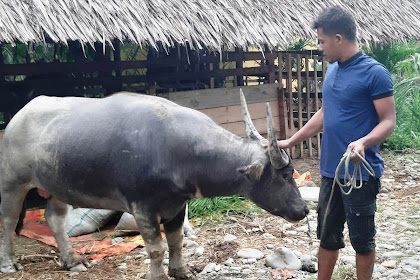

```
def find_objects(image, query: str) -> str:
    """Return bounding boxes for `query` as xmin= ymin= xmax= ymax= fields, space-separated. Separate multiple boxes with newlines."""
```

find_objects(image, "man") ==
xmin=277 ymin=6 xmax=396 ymax=280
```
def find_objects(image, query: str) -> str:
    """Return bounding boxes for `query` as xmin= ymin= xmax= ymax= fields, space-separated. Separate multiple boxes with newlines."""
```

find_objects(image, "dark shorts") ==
xmin=317 ymin=176 xmax=381 ymax=254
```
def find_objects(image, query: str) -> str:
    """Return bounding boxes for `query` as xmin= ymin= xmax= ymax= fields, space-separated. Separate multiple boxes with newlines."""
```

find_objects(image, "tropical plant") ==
xmin=362 ymin=40 xmax=419 ymax=70
xmin=384 ymin=53 xmax=420 ymax=150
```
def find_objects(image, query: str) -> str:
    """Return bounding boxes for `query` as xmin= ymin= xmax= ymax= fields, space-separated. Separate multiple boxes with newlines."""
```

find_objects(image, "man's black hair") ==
xmin=313 ymin=6 xmax=357 ymax=42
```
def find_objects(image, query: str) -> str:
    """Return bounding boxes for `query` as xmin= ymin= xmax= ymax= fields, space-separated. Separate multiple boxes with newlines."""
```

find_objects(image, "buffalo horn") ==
xmin=240 ymin=89 xmax=264 ymax=141
xmin=266 ymin=103 xmax=289 ymax=169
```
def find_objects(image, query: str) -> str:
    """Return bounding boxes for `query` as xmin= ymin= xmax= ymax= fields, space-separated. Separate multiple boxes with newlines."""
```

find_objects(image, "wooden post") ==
xmin=296 ymin=54 xmax=303 ymax=156
xmin=286 ymin=53 xmax=294 ymax=157
xmin=236 ymin=47 xmax=244 ymax=86
xmin=113 ymin=39 xmax=122 ymax=93
xmin=209 ymin=62 xmax=214 ymax=89
xmin=305 ymin=55 xmax=313 ymax=157
xmin=277 ymin=53 xmax=286 ymax=140
xmin=265 ymin=45 xmax=275 ymax=83
xmin=314 ymin=56 xmax=321 ymax=156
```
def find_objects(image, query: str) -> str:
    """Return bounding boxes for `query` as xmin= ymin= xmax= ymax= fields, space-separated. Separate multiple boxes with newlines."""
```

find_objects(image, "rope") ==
xmin=334 ymin=150 xmax=375 ymax=195
xmin=320 ymin=150 xmax=375 ymax=241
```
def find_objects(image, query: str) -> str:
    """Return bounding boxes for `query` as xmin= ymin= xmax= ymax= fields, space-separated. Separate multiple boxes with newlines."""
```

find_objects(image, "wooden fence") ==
xmin=0 ymin=47 xmax=326 ymax=157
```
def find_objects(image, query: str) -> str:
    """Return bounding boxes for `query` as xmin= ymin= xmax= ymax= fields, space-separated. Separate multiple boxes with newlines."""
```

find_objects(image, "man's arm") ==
xmin=346 ymin=96 xmax=396 ymax=163
xmin=277 ymin=106 xmax=324 ymax=149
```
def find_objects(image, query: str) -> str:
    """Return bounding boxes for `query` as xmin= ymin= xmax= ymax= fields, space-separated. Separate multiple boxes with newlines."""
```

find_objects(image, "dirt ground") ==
xmin=0 ymin=153 xmax=417 ymax=280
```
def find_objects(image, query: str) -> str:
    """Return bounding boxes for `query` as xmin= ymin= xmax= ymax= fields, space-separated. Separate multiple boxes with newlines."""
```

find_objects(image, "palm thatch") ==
xmin=0 ymin=0 xmax=419 ymax=50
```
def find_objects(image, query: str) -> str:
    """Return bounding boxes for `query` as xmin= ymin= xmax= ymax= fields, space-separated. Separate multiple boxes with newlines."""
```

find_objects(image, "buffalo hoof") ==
xmin=0 ymin=259 xmax=23 ymax=273
xmin=62 ymin=254 xmax=91 ymax=271
xmin=69 ymin=263 xmax=88 ymax=272
xmin=168 ymin=267 xmax=196 ymax=280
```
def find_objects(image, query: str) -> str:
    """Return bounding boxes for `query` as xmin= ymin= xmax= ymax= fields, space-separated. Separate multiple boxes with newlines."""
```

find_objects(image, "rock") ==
xmin=298 ymin=186 xmax=320 ymax=202
xmin=299 ymin=254 xmax=311 ymax=265
xmin=376 ymin=231 xmax=395 ymax=239
xmin=224 ymin=258 xmax=234 ymax=266
xmin=111 ymin=237 xmax=124 ymax=245
xmin=381 ymin=260 xmax=397 ymax=268
xmin=340 ymin=255 xmax=355 ymax=265
xmin=201 ymin=263 xmax=216 ymax=273
xmin=266 ymin=244 xmax=275 ymax=249
xmin=293 ymin=251 xmax=303 ymax=258
xmin=237 ymin=248 xmax=264 ymax=260
xmin=379 ymin=243 xmax=396 ymax=250
xmin=265 ymin=247 xmax=302 ymax=270
xmin=241 ymin=258 xmax=257 ymax=264
xmin=382 ymin=251 xmax=405 ymax=259
xmin=262 ymin=233 xmax=276 ymax=239
xmin=223 ymin=234 xmax=237 ymax=242
xmin=184 ymin=240 xmax=199 ymax=248
xmin=413 ymin=238 xmax=420 ymax=247
xmin=373 ymin=264 xmax=387 ymax=273
xmin=301 ymin=181 xmax=318 ymax=188
xmin=118 ymin=263 xmax=127 ymax=270
xmin=194 ymin=246 xmax=204 ymax=257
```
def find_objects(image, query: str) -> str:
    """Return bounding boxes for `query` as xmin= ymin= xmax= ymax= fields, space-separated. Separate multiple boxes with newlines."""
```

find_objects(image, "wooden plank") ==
xmin=200 ymin=101 xmax=279 ymax=125
xmin=202 ymin=50 xmax=322 ymax=63
xmin=305 ymin=55 xmax=313 ymax=157
xmin=168 ymin=83 xmax=279 ymax=110
xmin=219 ymin=117 xmax=280 ymax=138
xmin=296 ymin=54 xmax=303 ymax=156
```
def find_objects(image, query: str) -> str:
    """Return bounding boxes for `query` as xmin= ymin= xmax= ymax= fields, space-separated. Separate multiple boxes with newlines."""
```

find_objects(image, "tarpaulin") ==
xmin=18 ymin=209 xmax=144 ymax=260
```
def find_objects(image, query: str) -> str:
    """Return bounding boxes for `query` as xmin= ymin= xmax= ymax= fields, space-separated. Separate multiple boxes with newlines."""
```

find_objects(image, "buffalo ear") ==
xmin=238 ymin=163 xmax=264 ymax=181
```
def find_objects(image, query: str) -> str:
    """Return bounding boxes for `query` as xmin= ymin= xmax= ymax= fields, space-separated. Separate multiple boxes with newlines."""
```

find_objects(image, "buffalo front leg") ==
xmin=132 ymin=207 xmax=168 ymax=280
xmin=164 ymin=207 xmax=196 ymax=280
xmin=0 ymin=187 xmax=28 ymax=273
xmin=44 ymin=197 xmax=90 ymax=271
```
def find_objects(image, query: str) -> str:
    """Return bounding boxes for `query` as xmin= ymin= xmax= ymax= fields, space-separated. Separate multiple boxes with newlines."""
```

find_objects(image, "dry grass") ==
xmin=1 ymin=1 xmax=419 ymax=49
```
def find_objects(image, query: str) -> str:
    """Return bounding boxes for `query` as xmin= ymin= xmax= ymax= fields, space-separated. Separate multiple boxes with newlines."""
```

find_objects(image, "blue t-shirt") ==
xmin=320 ymin=52 xmax=393 ymax=180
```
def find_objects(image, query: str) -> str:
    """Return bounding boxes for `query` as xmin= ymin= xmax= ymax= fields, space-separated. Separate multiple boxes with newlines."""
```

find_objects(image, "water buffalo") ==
xmin=0 ymin=90 xmax=308 ymax=279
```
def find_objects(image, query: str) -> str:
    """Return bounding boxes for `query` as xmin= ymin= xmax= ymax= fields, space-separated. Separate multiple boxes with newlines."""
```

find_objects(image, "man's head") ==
xmin=313 ymin=6 xmax=357 ymax=63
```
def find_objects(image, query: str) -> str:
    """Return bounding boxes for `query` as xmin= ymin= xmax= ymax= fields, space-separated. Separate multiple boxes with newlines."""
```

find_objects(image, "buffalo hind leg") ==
xmin=44 ymin=197 xmax=90 ymax=271
xmin=132 ymin=207 xmax=168 ymax=280
xmin=164 ymin=207 xmax=196 ymax=280
xmin=0 ymin=187 xmax=28 ymax=273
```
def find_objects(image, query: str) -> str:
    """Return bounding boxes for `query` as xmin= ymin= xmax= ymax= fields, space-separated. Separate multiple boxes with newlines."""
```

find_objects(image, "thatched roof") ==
xmin=0 ymin=0 xmax=419 ymax=50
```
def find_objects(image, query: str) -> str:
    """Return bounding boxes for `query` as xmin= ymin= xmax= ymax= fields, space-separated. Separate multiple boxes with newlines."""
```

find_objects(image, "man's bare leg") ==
xmin=356 ymin=250 xmax=375 ymax=280
xmin=317 ymin=247 xmax=338 ymax=280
